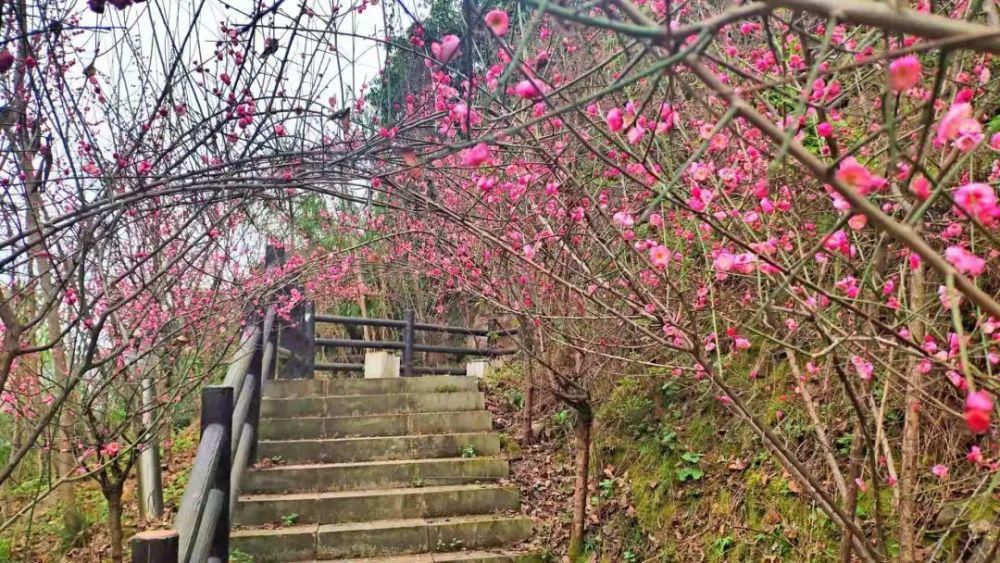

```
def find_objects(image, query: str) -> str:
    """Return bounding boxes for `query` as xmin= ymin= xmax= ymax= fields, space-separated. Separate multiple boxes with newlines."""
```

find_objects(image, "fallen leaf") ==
xmin=787 ymin=479 xmax=802 ymax=494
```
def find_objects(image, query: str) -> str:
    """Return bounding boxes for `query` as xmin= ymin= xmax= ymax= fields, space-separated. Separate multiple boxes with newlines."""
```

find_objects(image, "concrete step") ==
xmin=244 ymin=457 xmax=509 ymax=493
xmin=257 ymin=432 xmax=501 ymax=464
xmin=261 ymin=411 xmax=494 ymax=440
xmin=231 ymin=515 xmax=532 ymax=561
xmin=264 ymin=376 xmax=480 ymax=398
xmin=262 ymin=392 xmax=485 ymax=418
xmin=234 ymin=484 xmax=521 ymax=527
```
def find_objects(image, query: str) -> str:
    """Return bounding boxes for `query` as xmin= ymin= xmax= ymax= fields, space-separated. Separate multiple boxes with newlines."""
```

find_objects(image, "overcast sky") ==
xmin=78 ymin=0 xmax=427 ymax=107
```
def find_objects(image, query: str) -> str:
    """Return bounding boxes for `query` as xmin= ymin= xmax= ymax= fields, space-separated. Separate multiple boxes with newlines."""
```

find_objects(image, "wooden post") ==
xmin=248 ymin=325 xmax=266 ymax=462
xmin=303 ymin=300 xmax=316 ymax=378
xmin=264 ymin=244 xmax=285 ymax=268
xmin=278 ymin=301 xmax=311 ymax=379
xmin=131 ymin=530 xmax=178 ymax=563
xmin=486 ymin=318 xmax=499 ymax=352
xmin=137 ymin=377 xmax=164 ymax=521
xmin=402 ymin=309 xmax=415 ymax=377
xmin=202 ymin=386 xmax=232 ymax=562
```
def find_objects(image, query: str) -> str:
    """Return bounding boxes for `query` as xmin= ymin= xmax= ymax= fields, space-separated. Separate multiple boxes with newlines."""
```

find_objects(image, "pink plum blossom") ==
xmin=463 ymin=143 xmax=491 ymax=167
xmin=484 ymin=10 xmax=509 ymax=35
xmin=944 ymin=246 xmax=985 ymax=277
xmin=932 ymin=464 xmax=949 ymax=480
xmin=910 ymin=176 xmax=931 ymax=200
xmin=649 ymin=244 xmax=670 ymax=268
xmin=888 ymin=55 xmax=921 ymax=92
xmin=0 ymin=50 xmax=13 ymax=74
xmin=851 ymin=355 xmax=874 ymax=380
xmin=953 ymin=183 xmax=997 ymax=224
xmin=433 ymin=35 xmax=461 ymax=63
xmin=626 ymin=124 xmax=646 ymax=145
xmin=606 ymin=108 xmax=624 ymax=132
xmin=936 ymin=102 xmax=983 ymax=151
xmin=514 ymin=79 xmax=542 ymax=99
xmin=612 ymin=211 xmax=634 ymax=228
xmin=965 ymin=391 xmax=993 ymax=434
xmin=835 ymin=157 xmax=886 ymax=195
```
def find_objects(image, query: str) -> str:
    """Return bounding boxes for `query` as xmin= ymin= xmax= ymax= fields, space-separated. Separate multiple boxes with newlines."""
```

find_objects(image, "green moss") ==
xmin=591 ymin=364 xmax=851 ymax=561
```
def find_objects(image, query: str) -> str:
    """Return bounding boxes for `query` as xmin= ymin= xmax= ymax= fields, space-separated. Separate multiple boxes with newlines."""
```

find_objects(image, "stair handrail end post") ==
xmin=201 ymin=385 xmax=233 ymax=563
xmin=131 ymin=529 xmax=179 ymax=563
xmin=304 ymin=300 xmax=316 ymax=379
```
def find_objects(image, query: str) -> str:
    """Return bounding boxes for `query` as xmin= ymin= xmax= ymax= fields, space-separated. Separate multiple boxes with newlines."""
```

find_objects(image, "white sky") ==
xmin=77 ymin=0 xmax=427 ymax=104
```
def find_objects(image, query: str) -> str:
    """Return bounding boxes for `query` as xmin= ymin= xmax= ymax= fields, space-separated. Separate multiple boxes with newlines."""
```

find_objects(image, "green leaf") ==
xmin=676 ymin=467 xmax=704 ymax=482
xmin=681 ymin=451 xmax=703 ymax=464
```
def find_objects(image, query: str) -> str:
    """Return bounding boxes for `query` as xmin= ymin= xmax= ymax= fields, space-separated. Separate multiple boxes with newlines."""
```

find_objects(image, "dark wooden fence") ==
xmin=314 ymin=310 xmax=517 ymax=376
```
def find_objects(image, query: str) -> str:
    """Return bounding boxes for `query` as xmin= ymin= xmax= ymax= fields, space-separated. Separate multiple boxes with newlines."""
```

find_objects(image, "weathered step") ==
xmin=264 ymin=376 xmax=480 ymax=398
xmin=245 ymin=457 xmax=509 ymax=493
xmin=262 ymin=392 xmax=485 ymax=418
xmin=261 ymin=411 xmax=494 ymax=440
xmin=234 ymin=484 xmax=521 ymax=527
xmin=257 ymin=432 xmax=501 ymax=464
xmin=231 ymin=515 xmax=532 ymax=561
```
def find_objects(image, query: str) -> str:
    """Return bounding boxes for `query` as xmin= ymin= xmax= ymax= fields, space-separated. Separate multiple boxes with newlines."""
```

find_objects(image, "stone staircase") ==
xmin=230 ymin=375 xmax=535 ymax=562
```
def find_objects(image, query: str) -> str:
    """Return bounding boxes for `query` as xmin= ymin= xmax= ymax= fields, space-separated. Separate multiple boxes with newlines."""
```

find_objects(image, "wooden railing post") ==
xmin=202 ymin=386 xmax=233 ymax=562
xmin=402 ymin=309 xmax=415 ymax=377
xmin=137 ymin=377 xmax=163 ymax=521
xmin=486 ymin=318 xmax=499 ymax=351
xmin=247 ymin=324 xmax=266 ymax=462
xmin=303 ymin=300 xmax=316 ymax=378
xmin=131 ymin=530 xmax=179 ymax=563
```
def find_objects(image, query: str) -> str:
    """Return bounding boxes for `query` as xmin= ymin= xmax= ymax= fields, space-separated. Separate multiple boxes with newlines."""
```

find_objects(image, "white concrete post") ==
xmin=466 ymin=360 xmax=490 ymax=378
xmin=364 ymin=351 xmax=400 ymax=378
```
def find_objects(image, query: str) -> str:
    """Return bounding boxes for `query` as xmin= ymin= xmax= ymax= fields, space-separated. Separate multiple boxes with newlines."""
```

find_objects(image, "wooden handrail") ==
xmin=133 ymin=245 xmax=299 ymax=562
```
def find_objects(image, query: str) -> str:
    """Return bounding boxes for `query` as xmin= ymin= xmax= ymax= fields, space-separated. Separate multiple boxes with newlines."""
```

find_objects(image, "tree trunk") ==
xmin=106 ymin=485 xmax=125 ymax=563
xmin=15 ymin=98 xmax=84 ymax=543
xmin=521 ymin=321 xmax=535 ymax=444
xmin=839 ymin=429 xmax=864 ymax=563
xmin=567 ymin=405 xmax=592 ymax=560
xmin=898 ymin=265 xmax=926 ymax=562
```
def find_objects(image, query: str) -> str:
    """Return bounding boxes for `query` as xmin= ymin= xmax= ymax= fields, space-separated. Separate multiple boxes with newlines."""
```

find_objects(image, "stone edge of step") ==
xmin=256 ymin=431 xmax=498 ymax=446
xmin=263 ymin=376 xmax=481 ymax=398
xmin=299 ymin=553 xmax=537 ymax=563
xmin=248 ymin=456 xmax=510 ymax=473
xmin=238 ymin=483 xmax=518 ymax=503
xmin=309 ymin=552 xmax=540 ymax=563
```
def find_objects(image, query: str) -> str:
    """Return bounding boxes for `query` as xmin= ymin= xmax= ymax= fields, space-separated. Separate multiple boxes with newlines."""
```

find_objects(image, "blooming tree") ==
xmin=2 ymin=0 xmax=1000 ymax=559
xmin=356 ymin=0 xmax=1000 ymax=558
